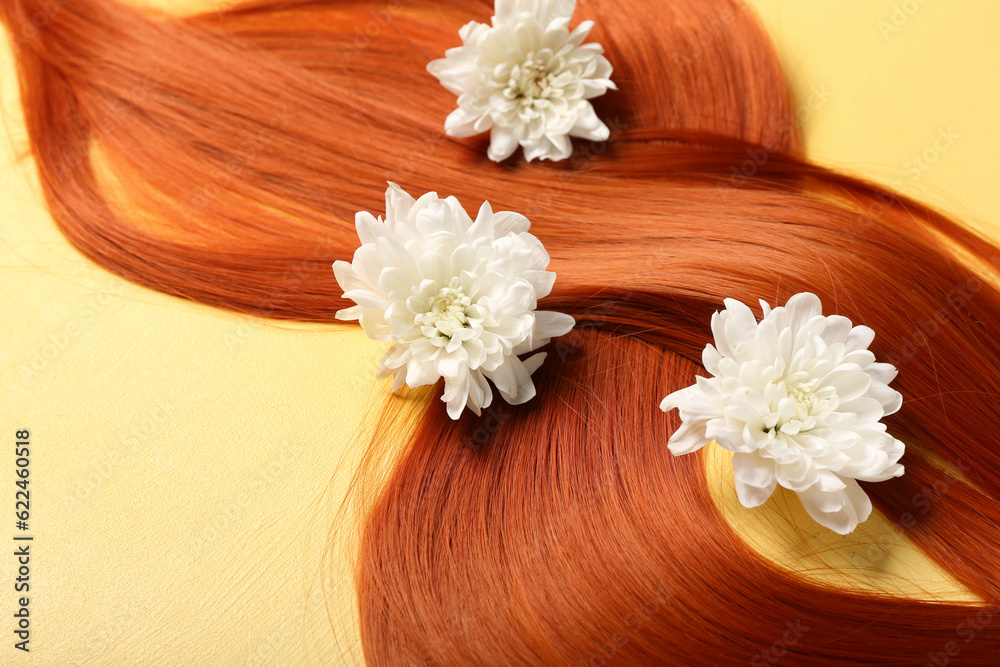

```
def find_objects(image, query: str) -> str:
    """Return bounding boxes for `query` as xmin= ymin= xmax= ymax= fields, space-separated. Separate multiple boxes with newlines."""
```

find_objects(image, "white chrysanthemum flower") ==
xmin=333 ymin=183 xmax=575 ymax=419
xmin=660 ymin=293 xmax=905 ymax=535
xmin=427 ymin=0 xmax=616 ymax=162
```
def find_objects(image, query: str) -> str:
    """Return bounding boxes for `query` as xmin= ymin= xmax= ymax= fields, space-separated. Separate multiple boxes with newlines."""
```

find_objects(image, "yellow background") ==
xmin=1 ymin=0 xmax=997 ymax=664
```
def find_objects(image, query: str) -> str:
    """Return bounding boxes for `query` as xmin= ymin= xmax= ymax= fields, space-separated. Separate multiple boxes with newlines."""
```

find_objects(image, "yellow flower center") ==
xmin=415 ymin=277 xmax=474 ymax=338
xmin=786 ymin=380 xmax=820 ymax=421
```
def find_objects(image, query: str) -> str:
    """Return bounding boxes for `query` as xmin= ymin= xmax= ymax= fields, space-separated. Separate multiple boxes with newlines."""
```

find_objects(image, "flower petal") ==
xmin=796 ymin=476 xmax=872 ymax=535
xmin=488 ymin=126 xmax=520 ymax=162
xmin=534 ymin=310 xmax=576 ymax=339
xmin=661 ymin=292 xmax=906 ymax=534
xmin=664 ymin=416 xmax=709 ymax=456
xmin=336 ymin=184 xmax=571 ymax=419
xmin=445 ymin=107 xmax=490 ymax=138
xmin=430 ymin=0 xmax=613 ymax=162
xmin=569 ymin=103 xmax=610 ymax=141
xmin=493 ymin=211 xmax=532 ymax=236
